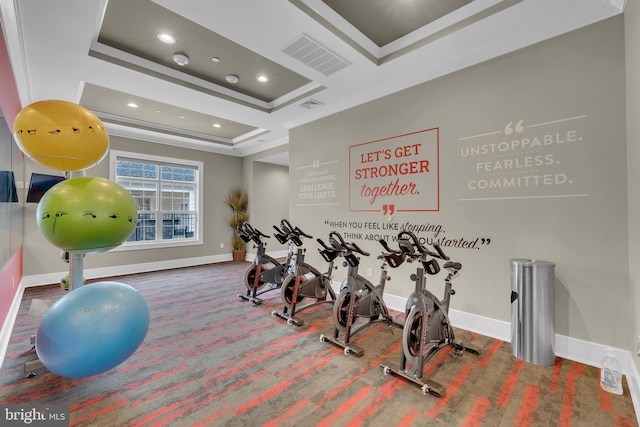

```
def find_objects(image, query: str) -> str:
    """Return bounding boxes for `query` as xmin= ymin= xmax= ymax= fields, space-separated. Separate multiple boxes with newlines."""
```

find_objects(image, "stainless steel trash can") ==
xmin=510 ymin=258 xmax=555 ymax=366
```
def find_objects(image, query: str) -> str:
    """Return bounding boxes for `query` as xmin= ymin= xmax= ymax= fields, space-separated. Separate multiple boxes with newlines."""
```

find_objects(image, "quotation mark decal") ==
xmin=480 ymin=238 xmax=491 ymax=245
xmin=382 ymin=204 xmax=395 ymax=215
xmin=504 ymin=120 xmax=524 ymax=135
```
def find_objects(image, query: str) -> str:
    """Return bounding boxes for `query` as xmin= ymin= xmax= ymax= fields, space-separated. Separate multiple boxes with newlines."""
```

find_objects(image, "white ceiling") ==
xmin=0 ymin=0 xmax=626 ymax=164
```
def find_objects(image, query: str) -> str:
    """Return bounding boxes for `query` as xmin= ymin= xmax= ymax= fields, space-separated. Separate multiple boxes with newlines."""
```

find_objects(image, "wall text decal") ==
xmin=457 ymin=115 xmax=588 ymax=201
xmin=323 ymin=218 xmax=492 ymax=251
xmin=349 ymin=128 xmax=440 ymax=212
xmin=295 ymin=159 xmax=339 ymax=206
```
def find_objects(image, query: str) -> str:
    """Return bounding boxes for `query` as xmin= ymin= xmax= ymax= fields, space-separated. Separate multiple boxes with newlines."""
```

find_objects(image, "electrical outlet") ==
xmin=366 ymin=268 xmax=373 ymax=277
xmin=220 ymin=243 xmax=224 ymax=249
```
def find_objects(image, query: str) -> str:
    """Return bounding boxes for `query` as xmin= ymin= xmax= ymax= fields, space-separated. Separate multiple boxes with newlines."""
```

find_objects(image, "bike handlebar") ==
xmin=389 ymin=230 xmax=450 ymax=261
xmin=280 ymin=218 xmax=294 ymax=234
xmin=350 ymin=241 xmax=370 ymax=257
xmin=432 ymin=242 xmax=449 ymax=260
xmin=379 ymin=238 xmax=401 ymax=254
xmin=250 ymin=224 xmax=271 ymax=239
xmin=243 ymin=223 xmax=270 ymax=239
xmin=295 ymin=227 xmax=313 ymax=239
xmin=320 ymin=231 xmax=370 ymax=257
xmin=280 ymin=219 xmax=313 ymax=240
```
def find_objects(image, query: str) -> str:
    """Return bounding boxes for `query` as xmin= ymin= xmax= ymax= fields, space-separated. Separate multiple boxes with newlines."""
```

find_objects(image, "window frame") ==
xmin=109 ymin=149 xmax=203 ymax=251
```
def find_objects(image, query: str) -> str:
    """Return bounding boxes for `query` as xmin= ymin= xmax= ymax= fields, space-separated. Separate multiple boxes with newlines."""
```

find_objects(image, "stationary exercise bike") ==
xmin=319 ymin=231 xmax=404 ymax=357
xmin=237 ymin=220 xmax=304 ymax=304
xmin=272 ymin=230 xmax=340 ymax=326
xmin=378 ymin=231 xmax=481 ymax=397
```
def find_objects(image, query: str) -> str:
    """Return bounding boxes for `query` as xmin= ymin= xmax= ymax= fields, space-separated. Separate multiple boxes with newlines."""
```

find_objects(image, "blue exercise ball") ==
xmin=35 ymin=281 xmax=150 ymax=378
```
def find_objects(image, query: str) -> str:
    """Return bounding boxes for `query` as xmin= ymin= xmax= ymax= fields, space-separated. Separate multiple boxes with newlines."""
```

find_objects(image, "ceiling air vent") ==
xmin=300 ymin=99 xmax=324 ymax=110
xmin=282 ymin=34 xmax=350 ymax=76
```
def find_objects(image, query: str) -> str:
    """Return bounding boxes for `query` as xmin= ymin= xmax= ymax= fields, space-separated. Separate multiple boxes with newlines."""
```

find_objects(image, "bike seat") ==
xmin=443 ymin=261 xmax=462 ymax=271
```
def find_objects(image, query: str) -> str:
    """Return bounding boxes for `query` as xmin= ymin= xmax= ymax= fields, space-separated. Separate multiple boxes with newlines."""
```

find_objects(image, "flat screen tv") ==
xmin=0 ymin=171 xmax=18 ymax=203
xmin=26 ymin=173 xmax=65 ymax=203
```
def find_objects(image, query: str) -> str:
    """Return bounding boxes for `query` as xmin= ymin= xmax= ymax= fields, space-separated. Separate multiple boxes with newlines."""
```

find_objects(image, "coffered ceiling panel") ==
xmin=96 ymin=0 xmax=311 ymax=104
xmin=322 ymin=0 xmax=473 ymax=47
xmin=80 ymin=83 xmax=259 ymax=146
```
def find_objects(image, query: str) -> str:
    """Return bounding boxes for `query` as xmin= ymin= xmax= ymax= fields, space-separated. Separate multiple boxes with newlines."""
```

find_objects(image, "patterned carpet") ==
xmin=0 ymin=262 xmax=637 ymax=426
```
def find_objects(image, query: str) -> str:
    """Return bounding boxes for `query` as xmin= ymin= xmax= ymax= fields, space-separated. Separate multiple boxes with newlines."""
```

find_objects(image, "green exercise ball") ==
xmin=37 ymin=177 xmax=138 ymax=253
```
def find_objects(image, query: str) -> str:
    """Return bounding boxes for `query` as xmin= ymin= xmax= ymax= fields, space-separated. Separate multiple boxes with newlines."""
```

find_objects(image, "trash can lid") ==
xmin=510 ymin=258 xmax=555 ymax=267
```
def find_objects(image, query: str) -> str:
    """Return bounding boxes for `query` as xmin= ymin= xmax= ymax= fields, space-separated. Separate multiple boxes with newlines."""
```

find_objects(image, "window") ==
xmin=110 ymin=150 xmax=203 ymax=250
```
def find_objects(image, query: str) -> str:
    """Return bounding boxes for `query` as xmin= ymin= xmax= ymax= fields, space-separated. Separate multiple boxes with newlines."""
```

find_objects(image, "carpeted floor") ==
xmin=0 ymin=262 xmax=637 ymax=426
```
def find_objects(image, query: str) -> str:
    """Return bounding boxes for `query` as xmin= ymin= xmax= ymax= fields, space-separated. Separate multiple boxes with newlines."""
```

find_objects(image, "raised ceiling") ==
xmin=322 ymin=0 xmax=473 ymax=47
xmin=0 ymin=0 xmax=626 ymax=165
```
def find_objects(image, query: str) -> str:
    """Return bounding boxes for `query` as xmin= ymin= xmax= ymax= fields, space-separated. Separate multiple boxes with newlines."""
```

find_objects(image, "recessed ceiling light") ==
xmin=155 ymin=110 xmax=162 ymax=114
xmin=173 ymin=53 xmax=189 ymax=66
xmin=157 ymin=33 xmax=176 ymax=44
xmin=257 ymin=75 xmax=268 ymax=83
xmin=211 ymin=57 xmax=221 ymax=63
xmin=213 ymin=123 xmax=221 ymax=128
xmin=178 ymin=115 xmax=186 ymax=119
xmin=127 ymin=102 xmax=139 ymax=108
xmin=226 ymin=74 xmax=239 ymax=84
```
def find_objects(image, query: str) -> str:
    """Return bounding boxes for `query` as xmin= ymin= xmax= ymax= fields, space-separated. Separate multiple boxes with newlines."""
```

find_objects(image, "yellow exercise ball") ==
xmin=13 ymin=100 xmax=109 ymax=172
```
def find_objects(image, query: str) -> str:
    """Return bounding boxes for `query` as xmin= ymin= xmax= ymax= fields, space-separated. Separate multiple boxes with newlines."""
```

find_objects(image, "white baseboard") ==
xmin=20 ymin=250 xmax=287 ymax=288
xmin=0 ymin=279 xmax=25 ymax=370
xmin=21 ymin=254 xmax=233 ymax=288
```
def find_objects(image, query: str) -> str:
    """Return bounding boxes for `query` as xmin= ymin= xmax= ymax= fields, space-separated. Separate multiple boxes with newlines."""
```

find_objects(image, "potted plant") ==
xmin=225 ymin=187 xmax=249 ymax=262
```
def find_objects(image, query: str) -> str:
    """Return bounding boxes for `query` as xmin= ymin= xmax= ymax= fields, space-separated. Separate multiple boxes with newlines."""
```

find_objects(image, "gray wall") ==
xmin=22 ymin=135 xmax=243 ymax=276
xmin=626 ymin=0 xmax=640 ymax=372
xmin=242 ymin=146 xmax=290 ymax=255
xmin=251 ymin=161 xmax=289 ymax=251
xmin=289 ymin=17 xmax=629 ymax=349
